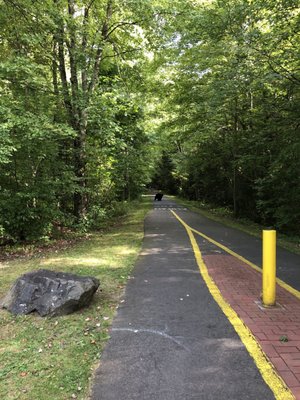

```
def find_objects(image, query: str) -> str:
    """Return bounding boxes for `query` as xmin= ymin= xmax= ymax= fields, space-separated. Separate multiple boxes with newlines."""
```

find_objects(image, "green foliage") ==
xmin=149 ymin=0 xmax=300 ymax=234
xmin=0 ymin=0 xmax=299 ymax=240
xmin=151 ymin=152 xmax=180 ymax=194
xmin=0 ymin=0 xmax=161 ymax=242
xmin=80 ymin=201 xmax=129 ymax=231
xmin=0 ymin=190 xmax=56 ymax=241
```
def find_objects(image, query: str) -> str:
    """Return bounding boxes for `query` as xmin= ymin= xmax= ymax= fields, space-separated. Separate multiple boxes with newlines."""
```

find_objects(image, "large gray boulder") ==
xmin=1 ymin=269 xmax=100 ymax=317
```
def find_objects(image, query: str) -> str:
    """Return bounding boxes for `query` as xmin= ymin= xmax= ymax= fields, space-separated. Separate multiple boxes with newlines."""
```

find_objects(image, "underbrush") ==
xmin=0 ymin=199 xmax=136 ymax=247
xmin=0 ymin=201 xmax=140 ymax=261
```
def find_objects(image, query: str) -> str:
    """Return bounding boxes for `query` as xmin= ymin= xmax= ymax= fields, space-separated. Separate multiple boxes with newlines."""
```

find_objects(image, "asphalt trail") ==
xmin=165 ymin=198 xmax=300 ymax=292
xmin=91 ymin=198 xmax=276 ymax=400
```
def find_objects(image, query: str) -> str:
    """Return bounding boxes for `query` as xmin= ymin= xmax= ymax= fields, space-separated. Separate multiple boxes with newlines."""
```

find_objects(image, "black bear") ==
xmin=154 ymin=193 xmax=163 ymax=201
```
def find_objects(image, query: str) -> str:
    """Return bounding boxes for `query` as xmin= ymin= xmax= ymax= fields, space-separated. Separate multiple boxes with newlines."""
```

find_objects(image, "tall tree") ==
xmin=149 ymin=0 xmax=300 ymax=233
xmin=0 ymin=0 xmax=166 ymax=240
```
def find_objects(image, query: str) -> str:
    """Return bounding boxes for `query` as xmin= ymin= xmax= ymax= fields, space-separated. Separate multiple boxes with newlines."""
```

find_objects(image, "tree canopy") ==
xmin=0 ymin=0 xmax=299 ymax=241
xmin=148 ymin=0 xmax=300 ymax=234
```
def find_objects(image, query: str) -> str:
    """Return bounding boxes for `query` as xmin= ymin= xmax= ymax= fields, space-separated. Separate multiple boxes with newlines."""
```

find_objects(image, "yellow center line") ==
xmin=171 ymin=210 xmax=294 ymax=400
xmin=173 ymin=211 xmax=300 ymax=300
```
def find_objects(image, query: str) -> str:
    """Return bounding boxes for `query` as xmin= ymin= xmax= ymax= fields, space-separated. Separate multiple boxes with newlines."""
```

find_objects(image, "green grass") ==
xmin=0 ymin=198 xmax=151 ymax=400
xmin=172 ymin=197 xmax=300 ymax=255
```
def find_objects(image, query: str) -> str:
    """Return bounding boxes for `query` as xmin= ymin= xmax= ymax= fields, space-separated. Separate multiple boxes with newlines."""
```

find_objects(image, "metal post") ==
xmin=262 ymin=230 xmax=276 ymax=307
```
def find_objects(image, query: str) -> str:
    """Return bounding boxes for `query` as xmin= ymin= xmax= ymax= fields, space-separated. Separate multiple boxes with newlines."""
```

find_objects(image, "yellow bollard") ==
xmin=262 ymin=230 xmax=276 ymax=307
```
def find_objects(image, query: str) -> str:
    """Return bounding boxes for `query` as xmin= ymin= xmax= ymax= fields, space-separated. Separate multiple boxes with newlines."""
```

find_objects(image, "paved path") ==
xmin=169 ymin=201 xmax=300 ymax=292
xmin=91 ymin=198 xmax=300 ymax=400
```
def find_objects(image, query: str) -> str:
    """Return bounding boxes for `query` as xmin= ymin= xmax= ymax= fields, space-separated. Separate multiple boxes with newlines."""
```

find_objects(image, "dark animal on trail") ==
xmin=154 ymin=193 xmax=163 ymax=201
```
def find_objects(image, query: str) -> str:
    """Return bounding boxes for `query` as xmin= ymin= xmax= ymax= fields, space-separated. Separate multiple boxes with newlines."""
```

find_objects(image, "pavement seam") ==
xmin=171 ymin=210 xmax=294 ymax=400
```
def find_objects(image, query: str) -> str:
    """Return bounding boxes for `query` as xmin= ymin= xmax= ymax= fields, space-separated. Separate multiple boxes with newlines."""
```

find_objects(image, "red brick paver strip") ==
xmin=203 ymin=254 xmax=300 ymax=399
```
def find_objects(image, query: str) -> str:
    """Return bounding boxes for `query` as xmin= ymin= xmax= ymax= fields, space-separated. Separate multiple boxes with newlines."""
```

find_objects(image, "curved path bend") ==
xmin=91 ymin=197 xmax=300 ymax=400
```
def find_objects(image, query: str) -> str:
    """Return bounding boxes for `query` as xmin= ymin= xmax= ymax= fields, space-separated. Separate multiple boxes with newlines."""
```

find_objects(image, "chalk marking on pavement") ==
xmin=172 ymin=212 xmax=300 ymax=301
xmin=171 ymin=210 xmax=294 ymax=400
xmin=112 ymin=327 xmax=189 ymax=352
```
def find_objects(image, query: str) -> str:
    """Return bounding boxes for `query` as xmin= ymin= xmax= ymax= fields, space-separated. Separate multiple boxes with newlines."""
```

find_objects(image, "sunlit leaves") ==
xmin=150 ymin=0 xmax=300 ymax=233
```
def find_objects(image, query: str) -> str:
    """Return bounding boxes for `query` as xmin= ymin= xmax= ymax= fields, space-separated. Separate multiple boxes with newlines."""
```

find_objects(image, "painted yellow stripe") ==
xmin=171 ymin=210 xmax=294 ymax=400
xmin=173 ymin=212 xmax=300 ymax=301
xmin=190 ymin=226 xmax=262 ymax=273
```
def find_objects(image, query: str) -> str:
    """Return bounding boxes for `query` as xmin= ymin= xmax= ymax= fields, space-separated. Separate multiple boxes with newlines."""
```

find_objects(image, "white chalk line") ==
xmin=112 ymin=327 xmax=190 ymax=351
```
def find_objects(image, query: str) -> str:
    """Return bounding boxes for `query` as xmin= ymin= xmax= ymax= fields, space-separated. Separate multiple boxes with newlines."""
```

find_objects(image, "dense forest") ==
xmin=0 ymin=0 xmax=299 ymax=242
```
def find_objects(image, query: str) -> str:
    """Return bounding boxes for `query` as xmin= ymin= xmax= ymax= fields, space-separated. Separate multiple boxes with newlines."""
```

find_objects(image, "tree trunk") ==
xmin=232 ymin=100 xmax=238 ymax=218
xmin=73 ymin=140 xmax=86 ymax=220
xmin=53 ymin=0 xmax=115 ymax=221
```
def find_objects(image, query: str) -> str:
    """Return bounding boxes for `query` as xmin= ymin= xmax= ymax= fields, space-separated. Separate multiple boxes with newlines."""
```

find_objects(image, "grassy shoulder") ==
xmin=173 ymin=197 xmax=300 ymax=255
xmin=0 ymin=198 xmax=151 ymax=400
